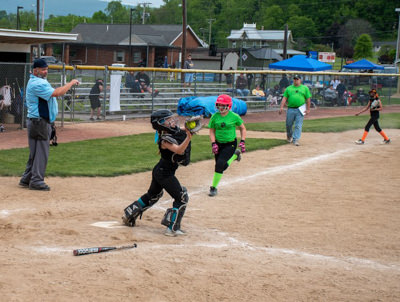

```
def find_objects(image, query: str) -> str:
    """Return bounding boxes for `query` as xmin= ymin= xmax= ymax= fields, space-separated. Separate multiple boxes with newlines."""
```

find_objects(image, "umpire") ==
xmin=19 ymin=58 xmax=79 ymax=191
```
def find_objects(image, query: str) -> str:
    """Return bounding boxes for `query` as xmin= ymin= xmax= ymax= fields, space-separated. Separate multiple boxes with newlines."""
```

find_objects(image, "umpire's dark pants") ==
xmin=20 ymin=119 xmax=51 ymax=186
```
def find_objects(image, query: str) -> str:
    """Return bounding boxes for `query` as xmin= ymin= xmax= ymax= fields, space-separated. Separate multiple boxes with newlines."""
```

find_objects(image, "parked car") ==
xmin=39 ymin=56 xmax=62 ymax=65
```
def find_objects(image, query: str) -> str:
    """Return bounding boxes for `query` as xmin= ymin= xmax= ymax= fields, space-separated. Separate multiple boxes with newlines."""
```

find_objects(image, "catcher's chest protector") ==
xmin=160 ymin=131 xmax=191 ymax=166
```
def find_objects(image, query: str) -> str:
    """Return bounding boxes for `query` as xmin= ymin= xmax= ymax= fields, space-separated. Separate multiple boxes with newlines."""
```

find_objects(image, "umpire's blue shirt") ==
xmin=26 ymin=74 xmax=58 ymax=123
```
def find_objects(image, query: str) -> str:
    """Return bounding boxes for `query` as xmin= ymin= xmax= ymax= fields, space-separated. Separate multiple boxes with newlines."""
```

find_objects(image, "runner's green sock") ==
xmin=227 ymin=153 xmax=238 ymax=166
xmin=212 ymin=172 xmax=223 ymax=188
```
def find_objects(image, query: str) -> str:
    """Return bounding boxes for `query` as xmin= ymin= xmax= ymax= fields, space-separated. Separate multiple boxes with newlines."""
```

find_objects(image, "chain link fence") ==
xmin=0 ymin=63 xmax=398 ymax=131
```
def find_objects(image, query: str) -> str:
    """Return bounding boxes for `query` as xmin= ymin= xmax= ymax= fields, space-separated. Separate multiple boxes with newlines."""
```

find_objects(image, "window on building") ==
xmin=133 ymin=52 xmax=142 ymax=63
xmin=277 ymin=43 xmax=282 ymax=49
xmin=232 ymin=41 xmax=236 ymax=48
xmin=243 ymin=41 xmax=247 ymax=48
xmin=114 ymin=50 xmax=125 ymax=62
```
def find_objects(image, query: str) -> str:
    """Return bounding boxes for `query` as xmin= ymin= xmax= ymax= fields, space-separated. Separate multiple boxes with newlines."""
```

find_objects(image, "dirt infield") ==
xmin=1 ymin=107 xmax=400 ymax=301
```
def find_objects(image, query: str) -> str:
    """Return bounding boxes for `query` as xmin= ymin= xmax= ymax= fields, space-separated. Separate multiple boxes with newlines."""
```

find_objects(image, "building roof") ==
xmin=70 ymin=24 xmax=205 ymax=47
xmin=246 ymin=48 xmax=282 ymax=61
xmin=0 ymin=28 xmax=78 ymax=44
xmin=227 ymin=23 xmax=293 ymax=42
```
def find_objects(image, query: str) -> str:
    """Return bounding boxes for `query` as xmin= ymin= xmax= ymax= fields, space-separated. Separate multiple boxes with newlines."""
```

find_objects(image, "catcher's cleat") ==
xmin=383 ymin=139 xmax=391 ymax=144
xmin=164 ymin=228 xmax=177 ymax=237
xmin=355 ymin=139 xmax=364 ymax=145
xmin=164 ymin=228 xmax=186 ymax=237
xmin=209 ymin=186 xmax=218 ymax=197
xmin=235 ymin=149 xmax=241 ymax=162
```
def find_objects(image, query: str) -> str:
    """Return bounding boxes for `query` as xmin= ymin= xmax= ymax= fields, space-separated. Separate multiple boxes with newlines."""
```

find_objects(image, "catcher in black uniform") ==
xmin=122 ymin=109 xmax=193 ymax=236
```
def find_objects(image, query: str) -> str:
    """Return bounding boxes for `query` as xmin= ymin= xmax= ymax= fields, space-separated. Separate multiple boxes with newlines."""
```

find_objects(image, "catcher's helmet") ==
xmin=151 ymin=109 xmax=179 ymax=134
xmin=216 ymin=94 xmax=232 ymax=113
xmin=369 ymin=89 xmax=378 ymax=97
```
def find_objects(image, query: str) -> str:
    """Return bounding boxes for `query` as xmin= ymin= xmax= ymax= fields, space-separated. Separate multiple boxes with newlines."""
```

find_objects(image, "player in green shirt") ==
xmin=208 ymin=94 xmax=247 ymax=196
xmin=279 ymin=74 xmax=311 ymax=146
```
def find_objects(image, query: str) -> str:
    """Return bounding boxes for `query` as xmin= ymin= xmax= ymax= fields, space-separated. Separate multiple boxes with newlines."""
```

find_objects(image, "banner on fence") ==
xmin=109 ymin=74 xmax=121 ymax=111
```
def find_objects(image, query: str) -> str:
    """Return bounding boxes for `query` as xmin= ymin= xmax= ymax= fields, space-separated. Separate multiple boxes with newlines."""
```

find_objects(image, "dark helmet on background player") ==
xmin=151 ymin=109 xmax=179 ymax=134
xmin=216 ymin=94 xmax=232 ymax=114
xmin=369 ymin=88 xmax=378 ymax=97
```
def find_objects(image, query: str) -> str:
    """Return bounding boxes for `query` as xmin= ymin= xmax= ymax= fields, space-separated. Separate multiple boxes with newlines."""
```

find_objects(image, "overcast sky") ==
xmin=3 ymin=0 xmax=164 ymax=18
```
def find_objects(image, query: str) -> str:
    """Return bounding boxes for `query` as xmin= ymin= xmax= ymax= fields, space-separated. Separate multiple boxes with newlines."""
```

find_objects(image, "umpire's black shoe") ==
xmin=19 ymin=180 xmax=29 ymax=188
xmin=209 ymin=186 xmax=218 ymax=197
xmin=29 ymin=183 xmax=51 ymax=191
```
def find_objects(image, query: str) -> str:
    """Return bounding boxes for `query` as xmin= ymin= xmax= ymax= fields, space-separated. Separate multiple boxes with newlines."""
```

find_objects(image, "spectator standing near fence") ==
xmin=279 ymin=74 xmax=290 ymax=92
xmin=89 ymin=79 xmax=103 ymax=121
xmin=279 ymin=74 xmax=311 ymax=146
xmin=208 ymin=94 xmax=246 ymax=197
xmin=225 ymin=67 xmax=234 ymax=90
xmin=235 ymin=73 xmax=250 ymax=97
xmin=355 ymin=89 xmax=390 ymax=145
xmin=246 ymin=72 xmax=254 ymax=90
xmin=19 ymin=58 xmax=79 ymax=191
xmin=183 ymin=54 xmax=194 ymax=91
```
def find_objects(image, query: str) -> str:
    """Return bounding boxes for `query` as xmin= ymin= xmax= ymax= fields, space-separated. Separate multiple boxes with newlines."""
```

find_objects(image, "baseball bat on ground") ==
xmin=73 ymin=243 xmax=137 ymax=256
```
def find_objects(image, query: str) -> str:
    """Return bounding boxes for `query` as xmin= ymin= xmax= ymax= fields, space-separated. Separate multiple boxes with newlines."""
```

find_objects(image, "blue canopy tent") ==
xmin=343 ymin=59 xmax=384 ymax=70
xmin=269 ymin=55 xmax=332 ymax=71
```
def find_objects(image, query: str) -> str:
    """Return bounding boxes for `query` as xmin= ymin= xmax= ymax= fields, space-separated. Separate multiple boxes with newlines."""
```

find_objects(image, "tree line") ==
xmin=0 ymin=0 xmax=398 ymax=61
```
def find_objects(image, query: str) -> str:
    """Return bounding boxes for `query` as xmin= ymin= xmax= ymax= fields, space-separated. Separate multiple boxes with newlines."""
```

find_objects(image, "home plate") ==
xmin=91 ymin=221 xmax=126 ymax=229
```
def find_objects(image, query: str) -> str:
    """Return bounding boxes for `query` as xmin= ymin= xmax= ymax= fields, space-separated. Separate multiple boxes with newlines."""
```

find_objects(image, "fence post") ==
xmin=151 ymin=69 xmax=155 ymax=112
xmin=61 ymin=63 xmax=66 ymax=127
xmin=103 ymin=66 xmax=108 ymax=119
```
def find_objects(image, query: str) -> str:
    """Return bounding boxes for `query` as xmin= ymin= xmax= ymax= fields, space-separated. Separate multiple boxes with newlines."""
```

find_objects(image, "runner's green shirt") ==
xmin=283 ymin=84 xmax=311 ymax=108
xmin=208 ymin=111 xmax=243 ymax=143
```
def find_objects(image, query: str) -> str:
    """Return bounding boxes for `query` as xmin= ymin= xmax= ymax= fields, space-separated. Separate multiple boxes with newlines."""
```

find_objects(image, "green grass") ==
xmin=0 ymin=133 xmax=286 ymax=177
xmin=246 ymin=113 xmax=400 ymax=133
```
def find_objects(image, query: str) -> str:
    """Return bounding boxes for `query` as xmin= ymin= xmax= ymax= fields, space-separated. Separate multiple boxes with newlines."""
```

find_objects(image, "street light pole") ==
xmin=16 ymin=6 xmax=23 ymax=30
xmin=129 ymin=8 xmax=135 ymax=67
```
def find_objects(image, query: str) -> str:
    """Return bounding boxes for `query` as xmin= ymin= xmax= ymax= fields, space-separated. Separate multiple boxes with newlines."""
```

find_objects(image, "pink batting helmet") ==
xmin=216 ymin=94 xmax=232 ymax=110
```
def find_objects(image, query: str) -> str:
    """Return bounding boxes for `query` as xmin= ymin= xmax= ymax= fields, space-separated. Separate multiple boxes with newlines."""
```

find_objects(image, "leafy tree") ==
xmin=260 ymin=5 xmax=284 ymax=30
xmin=105 ymin=0 xmax=129 ymax=24
xmin=287 ymin=16 xmax=317 ymax=50
xmin=353 ymin=34 xmax=373 ymax=59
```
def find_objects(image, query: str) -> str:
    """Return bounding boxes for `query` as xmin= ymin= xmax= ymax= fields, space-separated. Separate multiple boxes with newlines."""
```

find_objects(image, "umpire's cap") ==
xmin=33 ymin=58 xmax=48 ymax=69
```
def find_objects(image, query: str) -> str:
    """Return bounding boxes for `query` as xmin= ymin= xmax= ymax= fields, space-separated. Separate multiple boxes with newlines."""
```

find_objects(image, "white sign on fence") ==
xmin=318 ymin=52 xmax=336 ymax=63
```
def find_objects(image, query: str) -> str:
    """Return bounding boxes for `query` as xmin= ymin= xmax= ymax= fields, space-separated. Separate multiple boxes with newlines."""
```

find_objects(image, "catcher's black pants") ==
xmin=214 ymin=139 xmax=237 ymax=174
xmin=365 ymin=111 xmax=382 ymax=132
xmin=141 ymin=161 xmax=184 ymax=209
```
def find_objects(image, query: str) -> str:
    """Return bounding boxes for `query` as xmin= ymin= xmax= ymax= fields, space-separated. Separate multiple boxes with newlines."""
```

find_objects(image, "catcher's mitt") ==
xmin=185 ymin=116 xmax=203 ymax=134
xmin=370 ymin=99 xmax=379 ymax=110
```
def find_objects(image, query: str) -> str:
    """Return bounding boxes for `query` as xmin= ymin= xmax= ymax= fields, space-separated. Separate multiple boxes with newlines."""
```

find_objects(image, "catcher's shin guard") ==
xmin=122 ymin=191 xmax=163 ymax=227
xmin=161 ymin=187 xmax=188 ymax=231
xmin=122 ymin=200 xmax=148 ymax=227
xmin=161 ymin=204 xmax=187 ymax=231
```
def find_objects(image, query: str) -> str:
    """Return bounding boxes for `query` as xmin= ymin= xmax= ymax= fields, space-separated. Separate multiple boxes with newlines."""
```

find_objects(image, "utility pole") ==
xmin=139 ymin=2 xmax=151 ymax=24
xmin=395 ymin=8 xmax=400 ymax=95
xmin=16 ymin=6 xmax=23 ymax=30
xmin=40 ymin=0 xmax=45 ymax=31
xmin=181 ymin=0 xmax=187 ymax=70
xmin=129 ymin=8 xmax=136 ymax=67
xmin=283 ymin=24 xmax=288 ymax=60
xmin=207 ymin=18 xmax=215 ymax=46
